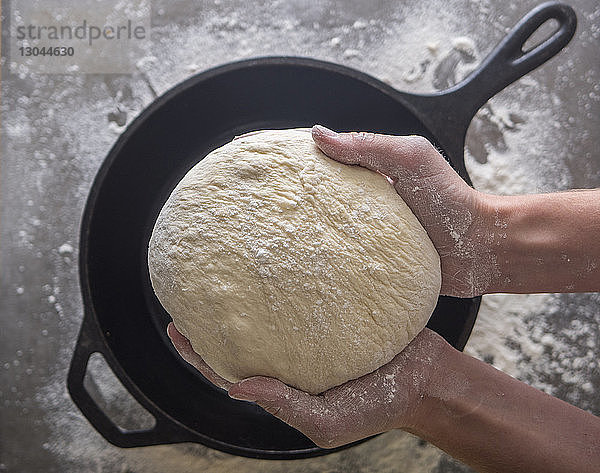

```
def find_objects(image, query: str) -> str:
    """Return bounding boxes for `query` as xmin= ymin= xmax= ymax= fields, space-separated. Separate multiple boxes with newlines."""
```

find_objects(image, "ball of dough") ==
xmin=148 ymin=128 xmax=441 ymax=394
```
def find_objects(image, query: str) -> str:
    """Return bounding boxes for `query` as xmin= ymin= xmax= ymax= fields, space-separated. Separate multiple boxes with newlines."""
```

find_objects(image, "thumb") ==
xmin=228 ymin=376 xmax=313 ymax=408
xmin=311 ymin=125 xmax=456 ymax=183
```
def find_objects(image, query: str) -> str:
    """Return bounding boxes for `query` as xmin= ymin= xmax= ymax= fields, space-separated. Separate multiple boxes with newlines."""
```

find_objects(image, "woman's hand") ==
xmin=167 ymin=322 xmax=451 ymax=448
xmin=312 ymin=125 xmax=497 ymax=298
xmin=168 ymin=321 xmax=600 ymax=472
xmin=312 ymin=125 xmax=600 ymax=295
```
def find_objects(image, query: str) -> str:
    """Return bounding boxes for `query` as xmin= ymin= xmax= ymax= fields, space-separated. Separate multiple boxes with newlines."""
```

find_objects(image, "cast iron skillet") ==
xmin=68 ymin=2 xmax=576 ymax=460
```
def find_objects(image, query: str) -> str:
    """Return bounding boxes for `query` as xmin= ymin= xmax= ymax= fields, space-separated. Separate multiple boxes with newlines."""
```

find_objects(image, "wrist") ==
xmin=446 ymin=190 xmax=503 ymax=297
xmin=473 ymin=192 xmax=509 ymax=294
xmin=405 ymin=345 xmax=478 ymax=445
xmin=394 ymin=329 xmax=459 ymax=432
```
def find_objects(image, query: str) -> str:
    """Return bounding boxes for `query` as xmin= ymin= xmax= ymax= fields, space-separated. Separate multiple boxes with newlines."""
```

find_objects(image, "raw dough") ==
xmin=148 ymin=128 xmax=441 ymax=394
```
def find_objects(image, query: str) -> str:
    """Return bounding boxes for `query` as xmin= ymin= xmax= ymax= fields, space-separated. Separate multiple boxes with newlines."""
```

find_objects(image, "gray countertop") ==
xmin=1 ymin=1 xmax=599 ymax=472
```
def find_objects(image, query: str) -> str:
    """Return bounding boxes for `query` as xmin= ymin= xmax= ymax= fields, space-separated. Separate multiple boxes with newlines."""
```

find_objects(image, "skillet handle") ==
xmin=67 ymin=314 xmax=195 ymax=447
xmin=399 ymin=2 xmax=576 ymax=176
xmin=449 ymin=1 xmax=576 ymax=120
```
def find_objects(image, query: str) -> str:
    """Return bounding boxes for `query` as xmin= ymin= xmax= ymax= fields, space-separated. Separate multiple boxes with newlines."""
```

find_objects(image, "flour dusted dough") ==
xmin=148 ymin=128 xmax=441 ymax=394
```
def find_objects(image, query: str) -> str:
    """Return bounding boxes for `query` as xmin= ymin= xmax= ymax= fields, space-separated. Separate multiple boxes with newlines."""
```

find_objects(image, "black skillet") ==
xmin=68 ymin=2 xmax=576 ymax=459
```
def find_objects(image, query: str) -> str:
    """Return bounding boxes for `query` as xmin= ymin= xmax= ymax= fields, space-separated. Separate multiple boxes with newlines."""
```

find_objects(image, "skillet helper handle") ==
xmin=454 ymin=1 xmax=576 ymax=115
xmin=67 ymin=315 xmax=194 ymax=447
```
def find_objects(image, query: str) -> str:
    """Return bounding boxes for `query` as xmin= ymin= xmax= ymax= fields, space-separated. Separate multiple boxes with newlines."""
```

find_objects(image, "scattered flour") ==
xmin=57 ymin=243 xmax=74 ymax=255
xmin=465 ymin=294 xmax=559 ymax=376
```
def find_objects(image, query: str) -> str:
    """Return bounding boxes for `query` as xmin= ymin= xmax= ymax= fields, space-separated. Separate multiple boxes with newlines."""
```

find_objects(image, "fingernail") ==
xmin=312 ymin=124 xmax=338 ymax=139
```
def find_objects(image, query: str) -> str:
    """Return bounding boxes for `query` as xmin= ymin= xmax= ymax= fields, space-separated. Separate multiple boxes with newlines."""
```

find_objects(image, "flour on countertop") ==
xmin=2 ymin=0 xmax=599 ymax=472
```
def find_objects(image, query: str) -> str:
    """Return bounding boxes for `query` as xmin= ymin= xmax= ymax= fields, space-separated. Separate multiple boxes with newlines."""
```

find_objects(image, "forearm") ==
xmin=409 ymin=348 xmax=600 ymax=473
xmin=481 ymin=189 xmax=600 ymax=293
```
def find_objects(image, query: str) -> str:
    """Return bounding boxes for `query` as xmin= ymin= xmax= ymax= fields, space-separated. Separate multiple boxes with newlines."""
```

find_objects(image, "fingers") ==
xmin=167 ymin=321 xmax=352 ymax=448
xmin=311 ymin=125 xmax=454 ymax=181
xmin=166 ymin=322 xmax=233 ymax=391
xmin=166 ymin=322 xmax=196 ymax=361
xmin=229 ymin=376 xmax=345 ymax=448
